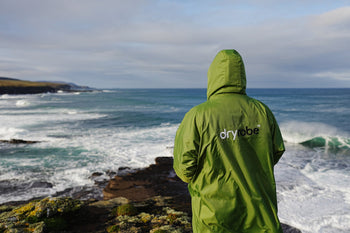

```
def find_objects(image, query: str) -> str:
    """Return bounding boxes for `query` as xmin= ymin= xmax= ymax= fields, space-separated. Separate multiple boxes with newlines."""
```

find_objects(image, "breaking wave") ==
xmin=280 ymin=121 xmax=350 ymax=154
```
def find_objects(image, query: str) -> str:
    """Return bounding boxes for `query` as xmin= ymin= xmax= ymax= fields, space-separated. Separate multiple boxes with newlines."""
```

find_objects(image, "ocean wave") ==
xmin=280 ymin=121 xmax=350 ymax=154
xmin=15 ymin=100 xmax=31 ymax=107
xmin=0 ymin=94 xmax=9 ymax=99
xmin=0 ymin=123 xmax=178 ymax=204
xmin=300 ymin=136 xmax=350 ymax=149
xmin=0 ymin=127 xmax=26 ymax=140
xmin=102 ymin=89 xmax=117 ymax=93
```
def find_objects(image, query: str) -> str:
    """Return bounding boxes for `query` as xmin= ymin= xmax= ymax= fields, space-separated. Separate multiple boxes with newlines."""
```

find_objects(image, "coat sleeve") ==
xmin=267 ymin=108 xmax=285 ymax=165
xmin=173 ymin=109 xmax=200 ymax=183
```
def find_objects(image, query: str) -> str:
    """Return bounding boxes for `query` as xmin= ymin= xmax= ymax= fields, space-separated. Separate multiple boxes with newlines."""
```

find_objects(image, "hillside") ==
xmin=0 ymin=77 xmax=89 ymax=94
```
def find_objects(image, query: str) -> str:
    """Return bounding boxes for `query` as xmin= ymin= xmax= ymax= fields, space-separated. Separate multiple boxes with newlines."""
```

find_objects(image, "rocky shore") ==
xmin=0 ymin=157 xmax=301 ymax=232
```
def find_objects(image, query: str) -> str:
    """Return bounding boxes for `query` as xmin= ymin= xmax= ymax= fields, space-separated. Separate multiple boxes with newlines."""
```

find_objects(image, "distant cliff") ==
xmin=0 ymin=77 xmax=91 ymax=94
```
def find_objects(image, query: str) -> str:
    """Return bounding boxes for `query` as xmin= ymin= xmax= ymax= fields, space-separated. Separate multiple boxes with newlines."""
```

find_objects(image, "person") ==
xmin=173 ymin=49 xmax=285 ymax=233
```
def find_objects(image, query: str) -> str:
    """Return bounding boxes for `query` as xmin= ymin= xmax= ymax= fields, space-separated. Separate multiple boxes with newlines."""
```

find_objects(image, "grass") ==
xmin=0 ymin=79 xmax=66 ymax=88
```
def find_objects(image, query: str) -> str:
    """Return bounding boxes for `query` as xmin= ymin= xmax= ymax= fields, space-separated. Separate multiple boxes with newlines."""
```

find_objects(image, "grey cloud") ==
xmin=0 ymin=1 xmax=349 ymax=88
xmin=218 ymin=7 xmax=350 ymax=87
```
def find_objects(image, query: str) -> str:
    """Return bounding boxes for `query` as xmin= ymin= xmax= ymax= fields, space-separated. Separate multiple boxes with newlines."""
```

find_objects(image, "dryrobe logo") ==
xmin=219 ymin=125 xmax=261 ymax=140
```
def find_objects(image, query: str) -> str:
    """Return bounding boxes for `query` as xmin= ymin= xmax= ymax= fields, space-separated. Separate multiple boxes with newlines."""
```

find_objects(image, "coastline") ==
xmin=1 ymin=87 xmax=348 ymax=232
xmin=0 ymin=77 xmax=93 ymax=95
xmin=0 ymin=156 xmax=301 ymax=232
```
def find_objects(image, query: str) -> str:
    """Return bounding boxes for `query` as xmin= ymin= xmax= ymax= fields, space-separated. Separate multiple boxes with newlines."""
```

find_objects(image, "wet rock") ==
xmin=281 ymin=223 xmax=302 ymax=233
xmin=91 ymin=172 xmax=104 ymax=177
xmin=103 ymin=156 xmax=301 ymax=233
xmin=155 ymin=156 xmax=173 ymax=166
xmin=29 ymin=181 xmax=54 ymax=188
xmin=106 ymin=170 xmax=117 ymax=177
xmin=0 ymin=139 xmax=40 ymax=144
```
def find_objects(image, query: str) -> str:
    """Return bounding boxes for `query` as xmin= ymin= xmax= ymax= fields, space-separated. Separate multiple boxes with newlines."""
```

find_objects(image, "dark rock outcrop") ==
xmin=103 ymin=157 xmax=191 ymax=214
xmin=104 ymin=156 xmax=301 ymax=233
xmin=0 ymin=84 xmax=71 ymax=95
xmin=0 ymin=139 xmax=40 ymax=144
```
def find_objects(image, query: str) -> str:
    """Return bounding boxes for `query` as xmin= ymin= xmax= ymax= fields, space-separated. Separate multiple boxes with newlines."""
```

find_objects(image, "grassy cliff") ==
xmin=0 ymin=77 xmax=77 ymax=94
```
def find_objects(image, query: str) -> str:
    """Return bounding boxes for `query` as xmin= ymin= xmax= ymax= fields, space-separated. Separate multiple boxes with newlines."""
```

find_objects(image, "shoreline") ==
xmin=0 ymin=156 xmax=301 ymax=232
xmin=0 ymin=77 xmax=94 ymax=95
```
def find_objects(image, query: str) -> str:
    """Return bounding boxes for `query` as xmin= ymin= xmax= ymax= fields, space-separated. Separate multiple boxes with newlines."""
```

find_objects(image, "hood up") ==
xmin=207 ymin=49 xmax=246 ymax=100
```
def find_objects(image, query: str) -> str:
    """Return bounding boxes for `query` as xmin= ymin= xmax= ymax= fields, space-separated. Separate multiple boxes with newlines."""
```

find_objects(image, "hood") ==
xmin=207 ymin=49 xmax=246 ymax=100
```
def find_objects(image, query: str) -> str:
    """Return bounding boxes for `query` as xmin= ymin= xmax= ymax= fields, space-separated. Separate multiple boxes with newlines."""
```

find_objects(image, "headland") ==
xmin=0 ymin=77 xmax=92 ymax=95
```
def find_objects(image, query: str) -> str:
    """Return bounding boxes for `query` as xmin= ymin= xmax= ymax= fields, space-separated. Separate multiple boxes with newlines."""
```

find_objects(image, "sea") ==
xmin=0 ymin=88 xmax=349 ymax=232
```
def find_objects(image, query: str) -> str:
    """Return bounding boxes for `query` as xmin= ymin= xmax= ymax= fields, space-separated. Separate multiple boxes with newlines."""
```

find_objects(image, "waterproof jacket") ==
xmin=173 ymin=50 xmax=285 ymax=233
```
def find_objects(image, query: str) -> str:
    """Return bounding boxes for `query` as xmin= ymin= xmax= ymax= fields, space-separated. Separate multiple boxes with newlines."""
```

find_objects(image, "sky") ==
xmin=1 ymin=0 xmax=350 ymax=88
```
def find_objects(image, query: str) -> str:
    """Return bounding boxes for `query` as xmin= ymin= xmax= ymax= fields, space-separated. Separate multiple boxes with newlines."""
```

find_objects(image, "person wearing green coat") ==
xmin=173 ymin=49 xmax=285 ymax=233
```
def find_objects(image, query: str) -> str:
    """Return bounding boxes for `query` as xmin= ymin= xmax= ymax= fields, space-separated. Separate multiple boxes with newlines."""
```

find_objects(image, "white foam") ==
xmin=275 ymin=145 xmax=350 ymax=233
xmin=52 ymin=124 xmax=178 ymax=169
xmin=0 ymin=94 xmax=10 ymax=99
xmin=102 ymin=90 xmax=116 ymax=93
xmin=0 ymin=94 xmax=43 ymax=110
xmin=278 ymin=182 xmax=350 ymax=233
xmin=50 ymin=167 xmax=94 ymax=188
xmin=0 ymin=188 xmax=54 ymax=204
xmin=0 ymin=122 xmax=177 ymax=197
xmin=0 ymin=122 xmax=179 ymax=204
xmin=280 ymin=121 xmax=349 ymax=144
xmin=0 ymin=94 xmax=21 ymax=99
xmin=0 ymin=127 xmax=26 ymax=139
xmin=0 ymin=170 xmax=27 ymax=181
xmin=302 ymin=163 xmax=350 ymax=204
xmin=0 ymin=105 xmax=106 ymax=141
xmin=15 ymin=100 xmax=30 ymax=107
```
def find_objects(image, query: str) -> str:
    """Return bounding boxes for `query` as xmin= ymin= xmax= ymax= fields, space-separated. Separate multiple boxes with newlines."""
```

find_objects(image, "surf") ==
xmin=300 ymin=136 xmax=350 ymax=154
xmin=280 ymin=121 xmax=350 ymax=155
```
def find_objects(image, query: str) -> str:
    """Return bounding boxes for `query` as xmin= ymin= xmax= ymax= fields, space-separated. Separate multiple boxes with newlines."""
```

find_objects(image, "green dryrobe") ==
xmin=173 ymin=50 xmax=285 ymax=233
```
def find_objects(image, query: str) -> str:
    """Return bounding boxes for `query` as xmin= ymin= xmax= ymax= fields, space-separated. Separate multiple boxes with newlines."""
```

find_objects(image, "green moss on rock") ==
xmin=150 ymin=229 xmax=167 ymax=233
xmin=106 ymin=199 xmax=192 ymax=233
xmin=116 ymin=204 xmax=137 ymax=216
xmin=44 ymin=216 xmax=68 ymax=232
xmin=0 ymin=197 xmax=83 ymax=233
xmin=106 ymin=224 xmax=120 ymax=232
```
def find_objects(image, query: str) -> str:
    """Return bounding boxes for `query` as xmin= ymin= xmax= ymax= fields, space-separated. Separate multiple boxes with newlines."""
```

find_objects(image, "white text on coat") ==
xmin=220 ymin=125 xmax=260 ymax=140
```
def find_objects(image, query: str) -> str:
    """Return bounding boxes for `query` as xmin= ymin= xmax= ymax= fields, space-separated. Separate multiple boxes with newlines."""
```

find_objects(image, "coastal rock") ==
xmin=0 ymin=197 xmax=83 ymax=233
xmin=103 ymin=156 xmax=301 ymax=233
xmin=107 ymin=200 xmax=192 ymax=233
xmin=0 ymin=196 xmax=192 ymax=232
xmin=0 ymin=157 xmax=301 ymax=232
xmin=89 ymin=197 xmax=129 ymax=209
xmin=103 ymin=157 xmax=191 ymax=213
xmin=0 ymin=85 xmax=70 ymax=95
xmin=0 ymin=139 xmax=40 ymax=144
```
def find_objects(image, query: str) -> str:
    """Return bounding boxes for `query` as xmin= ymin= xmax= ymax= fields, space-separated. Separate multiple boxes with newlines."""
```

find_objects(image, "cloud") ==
xmin=223 ymin=6 xmax=350 ymax=87
xmin=314 ymin=71 xmax=350 ymax=81
xmin=0 ymin=1 xmax=349 ymax=88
